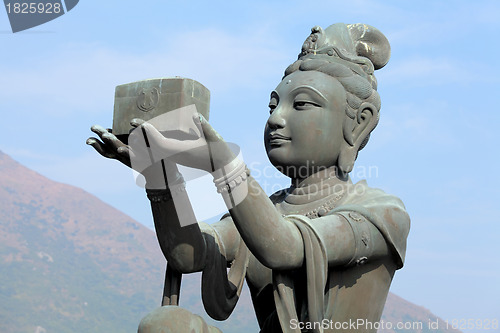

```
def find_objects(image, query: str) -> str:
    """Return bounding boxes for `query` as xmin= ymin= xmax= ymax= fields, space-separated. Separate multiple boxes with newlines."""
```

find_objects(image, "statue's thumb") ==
xmin=198 ymin=115 xmax=222 ymax=143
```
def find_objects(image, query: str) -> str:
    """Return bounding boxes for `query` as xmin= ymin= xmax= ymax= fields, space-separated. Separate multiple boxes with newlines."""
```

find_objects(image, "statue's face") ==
xmin=264 ymin=70 xmax=347 ymax=178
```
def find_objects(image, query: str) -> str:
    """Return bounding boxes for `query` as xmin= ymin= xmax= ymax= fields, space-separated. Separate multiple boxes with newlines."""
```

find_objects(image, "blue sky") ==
xmin=1 ymin=1 xmax=499 ymax=331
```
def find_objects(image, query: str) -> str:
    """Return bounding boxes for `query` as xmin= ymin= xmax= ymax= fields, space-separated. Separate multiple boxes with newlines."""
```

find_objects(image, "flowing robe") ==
xmin=167 ymin=179 xmax=410 ymax=333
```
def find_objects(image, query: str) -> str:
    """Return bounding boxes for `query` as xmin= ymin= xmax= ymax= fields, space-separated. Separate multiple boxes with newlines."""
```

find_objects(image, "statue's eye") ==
xmin=269 ymin=103 xmax=277 ymax=114
xmin=293 ymin=100 xmax=320 ymax=110
xmin=269 ymin=97 xmax=278 ymax=114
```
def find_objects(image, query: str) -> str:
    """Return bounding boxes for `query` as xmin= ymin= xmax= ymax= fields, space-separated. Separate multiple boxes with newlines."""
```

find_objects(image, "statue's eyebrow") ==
xmin=290 ymin=86 xmax=327 ymax=102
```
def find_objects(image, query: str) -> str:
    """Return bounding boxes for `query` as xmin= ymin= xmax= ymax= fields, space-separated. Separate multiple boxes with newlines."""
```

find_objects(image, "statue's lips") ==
xmin=268 ymin=133 xmax=291 ymax=146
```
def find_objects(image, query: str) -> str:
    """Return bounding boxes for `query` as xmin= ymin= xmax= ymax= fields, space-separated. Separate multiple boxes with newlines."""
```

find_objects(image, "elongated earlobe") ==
xmin=338 ymin=102 xmax=378 ymax=174
xmin=338 ymin=146 xmax=357 ymax=173
xmin=352 ymin=103 xmax=377 ymax=142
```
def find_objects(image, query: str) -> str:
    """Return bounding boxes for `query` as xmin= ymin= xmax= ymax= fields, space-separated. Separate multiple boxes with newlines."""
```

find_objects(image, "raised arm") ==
xmin=226 ymin=176 xmax=304 ymax=270
xmin=226 ymin=177 xmax=391 ymax=270
xmin=86 ymin=123 xmax=208 ymax=273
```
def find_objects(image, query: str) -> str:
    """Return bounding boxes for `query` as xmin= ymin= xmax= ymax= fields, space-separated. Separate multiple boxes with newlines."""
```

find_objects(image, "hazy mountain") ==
xmin=0 ymin=150 xmax=165 ymax=332
xmin=0 ymin=150 xmax=460 ymax=332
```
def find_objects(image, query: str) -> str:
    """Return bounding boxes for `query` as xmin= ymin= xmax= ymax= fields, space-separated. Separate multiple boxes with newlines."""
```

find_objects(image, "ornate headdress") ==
xmin=282 ymin=23 xmax=391 ymax=171
xmin=296 ymin=23 xmax=390 ymax=89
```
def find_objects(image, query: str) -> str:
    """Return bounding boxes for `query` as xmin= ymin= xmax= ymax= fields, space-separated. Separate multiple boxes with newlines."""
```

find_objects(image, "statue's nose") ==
xmin=267 ymin=107 xmax=286 ymax=129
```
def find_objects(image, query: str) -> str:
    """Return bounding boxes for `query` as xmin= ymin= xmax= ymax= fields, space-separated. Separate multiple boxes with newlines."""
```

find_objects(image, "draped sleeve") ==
xmin=271 ymin=181 xmax=410 ymax=333
xmin=329 ymin=180 xmax=410 ymax=268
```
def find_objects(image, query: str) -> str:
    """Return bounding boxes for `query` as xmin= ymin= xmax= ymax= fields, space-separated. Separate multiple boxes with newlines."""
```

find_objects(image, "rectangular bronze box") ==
xmin=112 ymin=77 xmax=210 ymax=141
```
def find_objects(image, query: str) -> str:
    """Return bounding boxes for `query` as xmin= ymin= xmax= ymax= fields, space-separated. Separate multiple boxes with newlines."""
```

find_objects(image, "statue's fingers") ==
xmin=130 ymin=118 xmax=146 ymax=128
xmin=192 ymin=114 xmax=204 ymax=137
xmin=91 ymin=125 xmax=126 ymax=152
xmin=90 ymin=125 xmax=109 ymax=139
xmin=198 ymin=115 xmax=223 ymax=142
xmin=101 ymin=132 xmax=127 ymax=152
xmin=86 ymin=137 xmax=117 ymax=159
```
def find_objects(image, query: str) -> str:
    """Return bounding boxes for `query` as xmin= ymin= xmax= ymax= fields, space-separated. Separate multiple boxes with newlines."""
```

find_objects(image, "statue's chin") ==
xmin=266 ymin=155 xmax=292 ymax=178
xmin=266 ymin=145 xmax=291 ymax=162
xmin=266 ymin=147 xmax=342 ymax=179
xmin=266 ymin=150 xmax=289 ymax=173
xmin=267 ymin=158 xmax=311 ymax=179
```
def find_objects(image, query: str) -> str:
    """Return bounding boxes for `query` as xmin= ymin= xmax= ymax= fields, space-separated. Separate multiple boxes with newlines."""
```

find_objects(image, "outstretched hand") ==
xmin=86 ymin=125 xmax=131 ymax=167
xmin=126 ymin=115 xmax=234 ymax=173
xmin=87 ymin=114 xmax=234 ymax=177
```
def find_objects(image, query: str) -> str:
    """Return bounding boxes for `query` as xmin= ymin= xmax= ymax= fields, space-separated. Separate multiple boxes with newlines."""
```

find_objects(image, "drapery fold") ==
xmin=273 ymin=215 xmax=328 ymax=333
xmin=201 ymin=228 xmax=249 ymax=320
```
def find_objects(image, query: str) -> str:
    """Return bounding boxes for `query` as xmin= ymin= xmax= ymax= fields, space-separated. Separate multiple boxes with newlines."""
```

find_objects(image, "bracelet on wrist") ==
xmin=212 ymin=158 xmax=250 ymax=193
xmin=146 ymin=189 xmax=173 ymax=203
xmin=146 ymin=182 xmax=187 ymax=203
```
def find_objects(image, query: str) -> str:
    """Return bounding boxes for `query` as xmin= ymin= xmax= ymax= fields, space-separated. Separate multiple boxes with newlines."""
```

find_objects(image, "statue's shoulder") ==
xmin=344 ymin=179 xmax=407 ymax=211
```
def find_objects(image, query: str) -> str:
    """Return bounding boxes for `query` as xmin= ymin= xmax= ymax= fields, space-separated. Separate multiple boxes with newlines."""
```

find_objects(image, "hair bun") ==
xmin=347 ymin=24 xmax=391 ymax=70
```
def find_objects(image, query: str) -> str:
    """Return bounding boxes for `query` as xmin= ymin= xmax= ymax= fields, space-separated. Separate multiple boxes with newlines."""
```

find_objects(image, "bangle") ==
xmin=146 ymin=189 xmax=173 ymax=203
xmin=212 ymin=159 xmax=250 ymax=193
xmin=146 ymin=182 xmax=187 ymax=203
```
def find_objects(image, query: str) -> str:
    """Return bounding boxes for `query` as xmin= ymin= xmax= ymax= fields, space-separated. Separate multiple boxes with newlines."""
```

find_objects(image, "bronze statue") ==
xmin=87 ymin=23 xmax=410 ymax=333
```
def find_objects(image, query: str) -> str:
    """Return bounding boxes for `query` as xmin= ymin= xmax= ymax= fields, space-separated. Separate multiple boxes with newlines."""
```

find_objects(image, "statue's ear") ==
xmin=352 ymin=102 xmax=378 ymax=147
xmin=338 ymin=102 xmax=378 ymax=173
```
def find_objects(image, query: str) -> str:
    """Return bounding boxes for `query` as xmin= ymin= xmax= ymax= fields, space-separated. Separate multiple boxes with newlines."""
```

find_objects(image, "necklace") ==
xmin=275 ymin=174 xmax=350 ymax=219
xmin=303 ymin=191 xmax=344 ymax=219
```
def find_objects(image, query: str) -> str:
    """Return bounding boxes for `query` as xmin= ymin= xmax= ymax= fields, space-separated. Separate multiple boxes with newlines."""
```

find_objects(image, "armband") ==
xmin=337 ymin=211 xmax=375 ymax=267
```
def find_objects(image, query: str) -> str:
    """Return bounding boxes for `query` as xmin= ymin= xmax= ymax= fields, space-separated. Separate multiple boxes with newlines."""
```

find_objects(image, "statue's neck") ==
xmin=291 ymin=165 xmax=348 ymax=189
xmin=286 ymin=166 xmax=350 ymax=204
